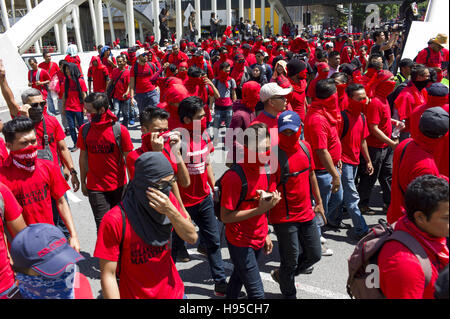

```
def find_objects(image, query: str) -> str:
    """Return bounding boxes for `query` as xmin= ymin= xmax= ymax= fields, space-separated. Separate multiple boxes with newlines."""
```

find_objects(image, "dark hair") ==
xmin=219 ymin=46 xmax=228 ymax=54
xmin=399 ymin=58 xmax=414 ymax=69
xmin=187 ymin=66 xmax=205 ymax=78
xmin=372 ymin=31 xmax=383 ymax=41
xmin=368 ymin=53 xmax=384 ymax=70
xmin=219 ymin=61 xmax=230 ymax=70
xmin=346 ymin=83 xmax=365 ymax=99
xmin=243 ymin=122 xmax=270 ymax=148
xmin=328 ymin=51 xmax=340 ymax=59
xmin=139 ymin=106 xmax=170 ymax=127
xmin=97 ymin=44 xmax=103 ymax=50
xmin=84 ymin=92 xmax=109 ymax=112
xmin=28 ymin=57 xmax=37 ymax=64
xmin=359 ymin=45 xmax=368 ymax=51
xmin=64 ymin=63 xmax=84 ymax=103
xmin=168 ymin=64 xmax=178 ymax=74
xmin=316 ymin=78 xmax=337 ymax=99
xmin=331 ymin=71 xmax=349 ymax=84
xmin=42 ymin=49 xmax=50 ymax=58
xmin=410 ymin=64 xmax=429 ymax=81
xmin=405 ymin=175 xmax=449 ymax=223
xmin=2 ymin=116 xmax=35 ymax=144
xmin=178 ymin=96 xmax=204 ymax=124
xmin=315 ymin=49 xmax=328 ymax=61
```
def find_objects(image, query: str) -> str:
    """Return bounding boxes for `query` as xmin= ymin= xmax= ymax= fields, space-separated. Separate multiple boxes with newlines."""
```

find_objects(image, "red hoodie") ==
xmin=87 ymin=56 xmax=109 ymax=93
xmin=378 ymin=215 xmax=449 ymax=299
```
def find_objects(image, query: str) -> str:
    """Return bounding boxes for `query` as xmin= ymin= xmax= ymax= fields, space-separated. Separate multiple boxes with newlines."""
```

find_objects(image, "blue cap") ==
xmin=10 ymin=224 xmax=84 ymax=278
xmin=278 ymin=111 xmax=301 ymax=133
xmin=427 ymin=82 xmax=449 ymax=97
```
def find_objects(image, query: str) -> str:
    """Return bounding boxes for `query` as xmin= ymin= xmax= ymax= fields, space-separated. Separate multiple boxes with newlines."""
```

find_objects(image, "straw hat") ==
xmin=431 ymin=33 xmax=448 ymax=48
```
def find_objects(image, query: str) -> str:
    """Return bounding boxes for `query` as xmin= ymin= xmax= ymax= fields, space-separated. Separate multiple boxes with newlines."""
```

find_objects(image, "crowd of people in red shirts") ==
xmin=0 ymin=25 xmax=448 ymax=300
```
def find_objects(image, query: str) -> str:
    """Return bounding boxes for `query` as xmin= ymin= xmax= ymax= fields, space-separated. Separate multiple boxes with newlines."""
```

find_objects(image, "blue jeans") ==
xmin=340 ymin=163 xmax=369 ymax=236
xmin=65 ymin=110 xmax=84 ymax=146
xmin=112 ymin=98 xmax=130 ymax=127
xmin=226 ymin=240 xmax=265 ymax=299
xmin=47 ymin=93 xmax=57 ymax=115
xmin=315 ymin=168 xmax=343 ymax=232
xmin=134 ymin=90 xmax=160 ymax=114
xmin=185 ymin=195 xmax=226 ymax=284
xmin=273 ymin=219 xmax=321 ymax=298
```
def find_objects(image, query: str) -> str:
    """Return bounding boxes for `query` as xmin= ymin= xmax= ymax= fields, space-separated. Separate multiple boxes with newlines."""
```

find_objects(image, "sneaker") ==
xmin=270 ymin=269 xmax=280 ymax=284
xmin=360 ymin=205 xmax=376 ymax=216
xmin=214 ymin=282 xmax=227 ymax=297
xmin=325 ymin=221 xmax=352 ymax=230
xmin=197 ymin=244 xmax=207 ymax=256
xmin=321 ymin=243 xmax=334 ymax=256
xmin=320 ymin=236 xmax=327 ymax=244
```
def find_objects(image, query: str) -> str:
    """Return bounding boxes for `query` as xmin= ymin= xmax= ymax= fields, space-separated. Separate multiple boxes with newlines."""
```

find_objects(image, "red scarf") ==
xmin=309 ymin=93 xmax=340 ymax=126
xmin=216 ymin=70 xmax=232 ymax=88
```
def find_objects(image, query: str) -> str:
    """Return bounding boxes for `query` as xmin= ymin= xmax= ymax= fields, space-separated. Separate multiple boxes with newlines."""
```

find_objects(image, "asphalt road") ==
xmin=0 ymin=107 xmax=387 ymax=299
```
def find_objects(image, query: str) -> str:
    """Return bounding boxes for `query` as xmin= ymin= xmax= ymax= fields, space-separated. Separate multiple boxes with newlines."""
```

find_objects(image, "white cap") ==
xmin=260 ymin=83 xmax=292 ymax=102
xmin=136 ymin=48 xmax=146 ymax=58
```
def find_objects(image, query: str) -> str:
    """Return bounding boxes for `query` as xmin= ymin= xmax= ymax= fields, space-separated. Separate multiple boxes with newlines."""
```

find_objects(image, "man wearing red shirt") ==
xmin=176 ymin=96 xmax=228 ymax=296
xmin=0 ymin=117 xmax=80 ymax=252
xmin=88 ymin=56 xmax=110 ymax=94
xmin=357 ymin=70 xmax=404 ymax=215
xmin=379 ymin=175 xmax=449 ymax=299
xmin=415 ymin=34 xmax=447 ymax=69
xmin=38 ymin=51 xmax=60 ymax=116
xmin=306 ymin=62 xmax=329 ymax=104
xmin=269 ymin=112 xmax=324 ymax=299
xmin=220 ymin=123 xmax=280 ymax=299
xmin=387 ymin=106 xmax=449 ymax=224
xmin=129 ymin=49 xmax=160 ymax=115
xmin=107 ymin=55 xmax=131 ymax=128
xmin=77 ymin=93 xmax=134 ymax=231
xmin=165 ymin=44 xmax=189 ymax=67
xmin=0 ymin=182 xmax=26 ymax=299
xmin=27 ymin=58 xmax=51 ymax=101
xmin=394 ymin=64 xmax=430 ymax=139
xmin=188 ymin=50 xmax=214 ymax=80
xmin=337 ymin=84 xmax=373 ymax=240
xmin=331 ymin=72 xmax=349 ymax=112
xmin=286 ymin=59 xmax=308 ymax=122
xmin=95 ymin=152 xmax=198 ymax=299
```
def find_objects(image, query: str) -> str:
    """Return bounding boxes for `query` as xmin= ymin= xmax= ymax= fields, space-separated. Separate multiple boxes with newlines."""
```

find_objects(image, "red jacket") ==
xmin=378 ymin=216 xmax=449 ymax=299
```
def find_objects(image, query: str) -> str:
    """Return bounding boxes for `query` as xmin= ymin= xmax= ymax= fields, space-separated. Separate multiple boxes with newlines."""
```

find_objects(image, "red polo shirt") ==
xmin=365 ymin=96 xmax=392 ymax=149
xmin=339 ymin=110 xmax=369 ymax=166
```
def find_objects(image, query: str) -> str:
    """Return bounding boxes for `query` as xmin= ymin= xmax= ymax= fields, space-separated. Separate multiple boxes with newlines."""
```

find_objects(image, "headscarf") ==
xmin=241 ymin=81 xmax=261 ymax=110
xmin=122 ymin=152 xmax=175 ymax=246
xmin=66 ymin=44 xmax=78 ymax=57
xmin=271 ymin=60 xmax=287 ymax=80
xmin=366 ymin=70 xmax=394 ymax=98
xmin=100 ymin=45 xmax=112 ymax=59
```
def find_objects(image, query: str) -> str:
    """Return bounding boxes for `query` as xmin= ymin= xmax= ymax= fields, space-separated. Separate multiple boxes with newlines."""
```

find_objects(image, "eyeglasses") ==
xmin=148 ymin=176 xmax=177 ymax=191
xmin=30 ymin=101 xmax=47 ymax=108
xmin=270 ymin=96 xmax=287 ymax=101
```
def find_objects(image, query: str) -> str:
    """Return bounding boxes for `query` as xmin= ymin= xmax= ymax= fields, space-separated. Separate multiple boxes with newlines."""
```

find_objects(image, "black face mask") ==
xmin=28 ymin=106 xmax=44 ymax=124
xmin=413 ymin=79 xmax=430 ymax=91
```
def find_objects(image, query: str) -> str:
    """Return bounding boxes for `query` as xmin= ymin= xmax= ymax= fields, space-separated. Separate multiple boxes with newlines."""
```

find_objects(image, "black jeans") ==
xmin=273 ymin=219 xmax=322 ymax=298
xmin=357 ymin=146 xmax=393 ymax=208
xmin=88 ymin=186 xmax=125 ymax=231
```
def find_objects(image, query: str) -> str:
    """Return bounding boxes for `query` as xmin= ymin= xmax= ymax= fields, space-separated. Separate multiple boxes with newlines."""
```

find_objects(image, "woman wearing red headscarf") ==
xmin=225 ymin=81 xmax=261 ymax=166
xmin=340 ymin=45 xmax=356 ymax=65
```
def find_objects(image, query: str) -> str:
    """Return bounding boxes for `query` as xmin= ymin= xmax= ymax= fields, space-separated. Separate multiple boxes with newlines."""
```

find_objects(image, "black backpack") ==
xmin=277 ymin=140 xmax=311 ymax=220
xmin=387 ymin=81 xmax=408 ymax=114
xmin=340 ymin=110 xmax=366 ymax=140
xmin=213 ymin=163 xmax=270 ymax=222
xmin=413 ymin=47 xmax=445 ymax=67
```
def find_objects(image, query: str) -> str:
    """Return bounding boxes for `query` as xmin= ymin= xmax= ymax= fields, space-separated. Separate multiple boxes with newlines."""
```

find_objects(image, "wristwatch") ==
xmin=70 ymin=168 xmax=78 ymax=176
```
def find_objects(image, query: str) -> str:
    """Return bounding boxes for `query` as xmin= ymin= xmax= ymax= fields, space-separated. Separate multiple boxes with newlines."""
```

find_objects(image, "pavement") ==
xmin=0 ymin=106 xmax=388 ymax=299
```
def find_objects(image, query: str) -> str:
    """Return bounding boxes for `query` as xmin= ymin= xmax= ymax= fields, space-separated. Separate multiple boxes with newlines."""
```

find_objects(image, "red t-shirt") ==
xmin=387 ymin=139 xmax=442 ymax=224
xmin=270 ymin=142 xmax=316 ymax=224
xmin=304 ymin=112 xmax=342 ymax=170
xmin=415 ymin=47 xmax=444 ymax=68
xmin=221 ymin=163 xmax=275 ymax=249
xmin=126 ymin=144 xmax=178 ymax=180
xmin=29 ymin=69 xmax=51 ymax=100
xmin=35 ymin=114 xmax=66 ymax=166
xmin=394 ymin=84 xmax=428 ymax=132
xmin=178 ymin=133 xmax=214 ymax=207
xmin=365 ymin=96 xmax=392 ymax=149
xmin=130 ymin=63 xmax=157 ymax=94
xmin=88 ymin=65 xmax=109 ymax=93
xmin=110 ymin=68 xmax=131 ymax=101
xmin=0 ymin=138 xmax=8 ymax=167
xmin=102 ymin=56 xmax=117 ymax=77
xmin=339 ymin=111 xmax=369 ymax=166
xmin=64 ymin=77 xmax=88 ymax=112
xmin=94 ymin=195 xmax=187 ymax=299
xmin=77 ymin=122 xmax=134 ymax=192
xmin=38 ymin=61 xmax=60 ymax=78
xmin=0 ymin=182 xmax=23 ymax=294
xmin=0 ymin=159 xmax=70 ymax=225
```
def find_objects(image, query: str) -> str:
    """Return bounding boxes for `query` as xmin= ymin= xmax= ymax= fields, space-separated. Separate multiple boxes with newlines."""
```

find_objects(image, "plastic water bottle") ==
xmin=392 ymin=120 xmax=405 ymax=139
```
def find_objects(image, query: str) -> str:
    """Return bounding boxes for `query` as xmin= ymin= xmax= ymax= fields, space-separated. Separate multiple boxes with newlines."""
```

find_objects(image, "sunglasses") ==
xmin=148 ymin=176 xmax=177 ymax=191
xmin=30 ymin=101 xmax=46 ymax=108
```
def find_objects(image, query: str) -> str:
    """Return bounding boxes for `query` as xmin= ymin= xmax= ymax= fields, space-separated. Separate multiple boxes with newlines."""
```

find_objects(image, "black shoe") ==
xmin=214 ymin=282 xmax=227 ymax=297
xmin=176 ymin=246 xmax=191 ymax=263
xmin=197 ymin=244 xmax=207 ymax=256
xmin=299 ymin=266 xmax=314 ymax=275
xmin=327 ymin=221 xmax=352 ymax=230
xmin=270 ymin=269 xmax=280 ymax=284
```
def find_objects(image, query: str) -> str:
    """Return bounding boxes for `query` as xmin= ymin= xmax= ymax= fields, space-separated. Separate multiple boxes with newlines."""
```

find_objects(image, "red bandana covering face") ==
xmin=10 ymin=144 xmax=38 ymax=172
xmin=316 ymin=62 xmax=330 ymax=80
xmin=216 ymin=70 xmax=232 ymax=88
xmin=309 ymin=93 xmax=340 ymax=126
xmin=241 ymin=81 xmax=261 ymax=110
